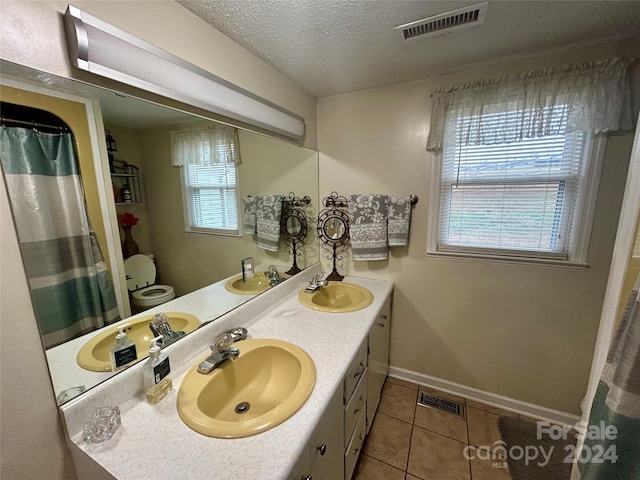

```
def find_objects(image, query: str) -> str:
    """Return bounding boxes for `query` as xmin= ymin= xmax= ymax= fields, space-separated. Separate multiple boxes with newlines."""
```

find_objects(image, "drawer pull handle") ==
xmin=353 ymin=394 xmax=365 ymax=414
xmin=316 ymin=443 xmax=327 ymax=456
xmin=381 ymin=314 xmax=388 ymax=320
xmin=301 ymin=476 xmax=312 ymax=480
xmin=378 ymin=322 xmax=385 ymax=327
xmin=353 ymin=362 xmax=365 ymax=378
xmin=352 ymin=447 xmax=361 ymax=455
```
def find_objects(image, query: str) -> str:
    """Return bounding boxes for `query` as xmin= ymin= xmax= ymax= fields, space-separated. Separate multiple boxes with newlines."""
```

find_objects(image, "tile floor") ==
xmin=352 ymin=377 xmax=535 ymax=480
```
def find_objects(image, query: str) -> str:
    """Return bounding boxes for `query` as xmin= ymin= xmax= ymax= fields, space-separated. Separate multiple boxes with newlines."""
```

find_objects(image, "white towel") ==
xmin=348 ymin=194 xmax=389 ymax=261
xmin=388 ymin=196 xmax=412 ymax=247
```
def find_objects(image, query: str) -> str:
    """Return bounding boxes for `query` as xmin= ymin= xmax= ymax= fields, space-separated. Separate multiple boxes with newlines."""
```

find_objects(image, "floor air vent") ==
xmin=418 ymin=390 xmax=465 ymax=418
xmin=395 ymin=2 xmax=488 ymax=43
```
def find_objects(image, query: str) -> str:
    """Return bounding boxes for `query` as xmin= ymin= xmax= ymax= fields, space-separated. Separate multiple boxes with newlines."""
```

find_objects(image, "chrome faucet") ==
xmin=265 ymin=265 xmax=285 ymax=287
xmin=197 ymin=327 xmax=247 ymax=375
xmin=304 ymin=273 xmax=329 ymax=293
xmin=149 ymin=313 xmax=185 ymax=347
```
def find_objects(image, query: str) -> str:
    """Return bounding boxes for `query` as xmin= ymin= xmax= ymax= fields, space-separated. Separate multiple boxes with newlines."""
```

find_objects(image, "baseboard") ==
xmin=388 ymin=366 xmax=581 ymax=427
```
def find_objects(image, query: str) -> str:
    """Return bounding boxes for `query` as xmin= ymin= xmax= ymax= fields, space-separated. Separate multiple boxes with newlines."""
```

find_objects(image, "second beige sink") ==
xmin=298 ymin=282 xmax=374 ymax=313
xmin=224 ymin=273 xmax=272 ymax=295
xmin=76 ymin=312 xmax=200 ymax=372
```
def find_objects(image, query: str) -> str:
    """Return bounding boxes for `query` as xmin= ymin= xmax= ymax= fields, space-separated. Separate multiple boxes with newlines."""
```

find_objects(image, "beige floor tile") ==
xmin=353 ymin=454 xmax=406 ymax=480
xmin=363 ymin=413 xmax=412 ymax=470
xmin=470 ymin=451 xmax=512 ymax=480
xmin=407 ymin=426 xmax=470 ymax=480
xmin=413 ymin=404 xmax=468 ymax=443
xmin=467 ymin=406 xmax=507 ymax=453
xmin=378 ymin=381 xmax=418 ymax=424
xmin=465 ymin=399 xmax=519 ymax=417
xmin=386 ymin=376 xmax=419 ymax=391
xmin=406 ymin=475 xmax=422 ymax=480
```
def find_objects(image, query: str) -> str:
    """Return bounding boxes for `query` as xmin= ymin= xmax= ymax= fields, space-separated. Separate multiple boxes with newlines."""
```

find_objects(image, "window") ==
xmin=429 ymin=103 xmax=604 ymax=265
xmin=426 ymin=58 xmax=633 ymax=266
xmin=173 ymin=125 xmax=241 ymax=236
xmin=182 ymin=161 xmax=240 ymax=235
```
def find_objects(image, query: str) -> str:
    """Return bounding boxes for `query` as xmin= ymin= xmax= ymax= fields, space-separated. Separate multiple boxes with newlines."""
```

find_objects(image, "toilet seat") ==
xmin=124 ymin=254 xmax=175 ymax=309
xmin=131 ymin=285 xmax=175 ymax=307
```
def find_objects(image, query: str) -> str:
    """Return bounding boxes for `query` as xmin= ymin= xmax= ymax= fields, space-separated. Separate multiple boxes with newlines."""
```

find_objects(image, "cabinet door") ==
xmin=289 ymin=448 xmax=310 ymax=480
xmin=367 ymin=294 xmax=391 ymax=433
xmin=309 ymin=386 xmax=344 ymax=480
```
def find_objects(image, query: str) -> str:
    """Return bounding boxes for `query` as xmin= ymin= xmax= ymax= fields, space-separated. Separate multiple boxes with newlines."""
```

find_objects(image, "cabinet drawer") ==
xmin=344 ymin=368 xmax=367 ymax=445
xmin=344 ymin=408 xmax=366 ymax=480
xmin=344 ymin=341 xmax=367 ymax=404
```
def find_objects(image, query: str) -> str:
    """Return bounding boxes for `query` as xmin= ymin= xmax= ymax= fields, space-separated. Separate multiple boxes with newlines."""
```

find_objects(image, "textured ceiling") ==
xmin=177 ymin=0 xmax=640 ymax=97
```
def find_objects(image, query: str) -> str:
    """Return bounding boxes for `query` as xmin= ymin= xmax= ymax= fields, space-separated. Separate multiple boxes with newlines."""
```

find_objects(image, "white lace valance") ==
xmin=426 ymin=57 xmax=637 ymax=153
xmin=171 ymin=124 xmax=241 ymax=166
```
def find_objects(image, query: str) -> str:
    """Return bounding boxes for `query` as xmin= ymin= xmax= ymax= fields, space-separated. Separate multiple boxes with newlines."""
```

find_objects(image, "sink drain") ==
xmin=235 ymin=401 xmax=250 ymax=414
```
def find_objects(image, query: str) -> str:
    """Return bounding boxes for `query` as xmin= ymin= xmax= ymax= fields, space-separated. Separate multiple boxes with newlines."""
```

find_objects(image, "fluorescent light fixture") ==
xmin=64 ymin=5 xmax=306 ymax=141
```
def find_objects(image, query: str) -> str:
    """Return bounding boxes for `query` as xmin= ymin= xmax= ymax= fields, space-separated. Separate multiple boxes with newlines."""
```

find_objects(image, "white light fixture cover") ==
xmin=64 ymin=5 xmax=306 ymax=141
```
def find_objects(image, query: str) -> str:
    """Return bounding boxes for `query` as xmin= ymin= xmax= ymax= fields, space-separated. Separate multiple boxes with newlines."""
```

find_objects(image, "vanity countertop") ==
xmin=61 ymin=271 xmax=393 ymax=480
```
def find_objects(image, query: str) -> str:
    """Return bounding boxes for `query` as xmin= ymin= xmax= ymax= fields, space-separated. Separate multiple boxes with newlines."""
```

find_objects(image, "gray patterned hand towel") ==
xmin=388 ymin=196 xmax=412 ymax=247
xmin=256 ymin=195 xmax=283 ymax=252
xmin=348 ymin=194 xmax=389 ymax=261
xmin=242 ymin=196 xmax=258 ymax=234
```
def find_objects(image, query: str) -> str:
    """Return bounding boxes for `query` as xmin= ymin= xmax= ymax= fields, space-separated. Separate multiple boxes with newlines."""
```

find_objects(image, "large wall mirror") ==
xmin=0 ymin=60 xmax=319 ymax=405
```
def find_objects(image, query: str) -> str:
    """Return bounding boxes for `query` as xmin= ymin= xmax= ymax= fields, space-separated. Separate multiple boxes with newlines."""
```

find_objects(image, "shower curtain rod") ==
xmin=0 ymin=116 xmax=71 ymax=132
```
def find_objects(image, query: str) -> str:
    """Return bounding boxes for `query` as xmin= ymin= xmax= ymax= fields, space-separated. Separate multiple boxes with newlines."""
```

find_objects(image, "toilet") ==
xmin=124 ymin=254 xmax=175 ymax=311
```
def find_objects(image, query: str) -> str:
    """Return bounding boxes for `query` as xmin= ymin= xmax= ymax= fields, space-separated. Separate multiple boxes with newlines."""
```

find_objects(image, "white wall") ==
xmin=317 ymin=37 xmax=640 ymax=414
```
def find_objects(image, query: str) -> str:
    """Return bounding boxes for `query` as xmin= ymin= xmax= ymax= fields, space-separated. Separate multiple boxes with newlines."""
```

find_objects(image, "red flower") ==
xmin=118 ymin=212 xmax=139 ymax=227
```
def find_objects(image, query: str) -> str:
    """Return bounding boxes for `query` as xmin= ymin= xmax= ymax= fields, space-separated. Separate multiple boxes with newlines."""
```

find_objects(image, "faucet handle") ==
xmin=225 ymin=327 xmax=248 ymax=342
xmin=213 ymin=332 xmax=233 ymax=352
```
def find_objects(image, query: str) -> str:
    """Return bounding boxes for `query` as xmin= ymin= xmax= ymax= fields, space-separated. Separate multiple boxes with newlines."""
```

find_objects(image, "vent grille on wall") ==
xmin=418 ymin=390 xmax=465 ymax=418
xmin=395 ymin=2 xmax=488 ymax=43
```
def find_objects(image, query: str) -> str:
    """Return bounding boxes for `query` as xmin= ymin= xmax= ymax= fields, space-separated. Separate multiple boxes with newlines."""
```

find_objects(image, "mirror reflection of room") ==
xmin=104 ymin=104 xmax=319 ymax=305
xmin=0 ymin=70 xmax=319 ymax=405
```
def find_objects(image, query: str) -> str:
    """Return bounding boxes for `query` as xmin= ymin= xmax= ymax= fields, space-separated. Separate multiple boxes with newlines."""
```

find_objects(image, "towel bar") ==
xmin=323 ymin=192 xmax=418 ymax=207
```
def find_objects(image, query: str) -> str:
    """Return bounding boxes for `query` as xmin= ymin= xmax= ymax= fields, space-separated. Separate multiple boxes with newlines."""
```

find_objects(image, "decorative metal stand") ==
xmin=280 ymin=193 xmax=312 ymax=276
xmin=317 ymin=192 xmax=350 ymax=281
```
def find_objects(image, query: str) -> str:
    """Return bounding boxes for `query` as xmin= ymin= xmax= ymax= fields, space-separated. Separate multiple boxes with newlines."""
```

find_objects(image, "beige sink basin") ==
xmin=224 ymin=273 xmax=272 ymax=295
xmin=224 ymin=272 xmax=290 ymax=295
xmin=177 ymin=338 xmax=315 ymax=438
xmin=76 ymin=312 xmax=200 ymax=372
xmin=298 ymin=282 xmax=374 ymax=313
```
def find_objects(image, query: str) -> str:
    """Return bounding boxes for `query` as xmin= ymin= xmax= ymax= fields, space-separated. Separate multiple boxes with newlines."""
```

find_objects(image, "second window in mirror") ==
xmin=172 ymin=125 xmax=242 ymax=236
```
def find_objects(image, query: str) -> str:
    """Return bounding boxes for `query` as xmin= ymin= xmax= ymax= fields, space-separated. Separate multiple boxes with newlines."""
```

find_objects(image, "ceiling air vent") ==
xmin=395 ymin=2 xmax=488 ymax=43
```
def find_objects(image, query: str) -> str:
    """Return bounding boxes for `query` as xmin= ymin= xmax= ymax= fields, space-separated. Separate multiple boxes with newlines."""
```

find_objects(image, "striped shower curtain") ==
xmin=0 ymin=127 xmax=120 ymax=348
xmin=571 ymin=273 xmax=640 ymax=479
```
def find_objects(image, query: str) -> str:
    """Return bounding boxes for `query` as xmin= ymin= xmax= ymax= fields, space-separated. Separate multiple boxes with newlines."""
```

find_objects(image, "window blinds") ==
xmin=438 ymin=106 xmax=588 ymax=259
xmin=186 ymin=160 xmax=238 ymax=234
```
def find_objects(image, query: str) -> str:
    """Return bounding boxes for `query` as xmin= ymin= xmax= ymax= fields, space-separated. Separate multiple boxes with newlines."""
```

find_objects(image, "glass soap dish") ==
xmin=83 ymin=406 xmax=121 ymax=444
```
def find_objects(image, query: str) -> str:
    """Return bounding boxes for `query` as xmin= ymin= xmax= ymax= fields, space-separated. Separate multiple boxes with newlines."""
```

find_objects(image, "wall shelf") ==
xmin=111 ymin=162 xmax=143 ymax=205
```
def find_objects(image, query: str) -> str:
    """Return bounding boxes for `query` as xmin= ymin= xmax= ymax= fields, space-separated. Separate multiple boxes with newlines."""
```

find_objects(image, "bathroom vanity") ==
xmin=60 ymin=266 xmax=393 ymax=480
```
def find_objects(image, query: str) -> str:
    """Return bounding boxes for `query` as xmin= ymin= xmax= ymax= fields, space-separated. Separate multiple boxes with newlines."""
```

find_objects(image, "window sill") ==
xmin=426 ymin=249 xmax=589 ymax=270
xmin=183 ymin=228 xmax=241 ymax=238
